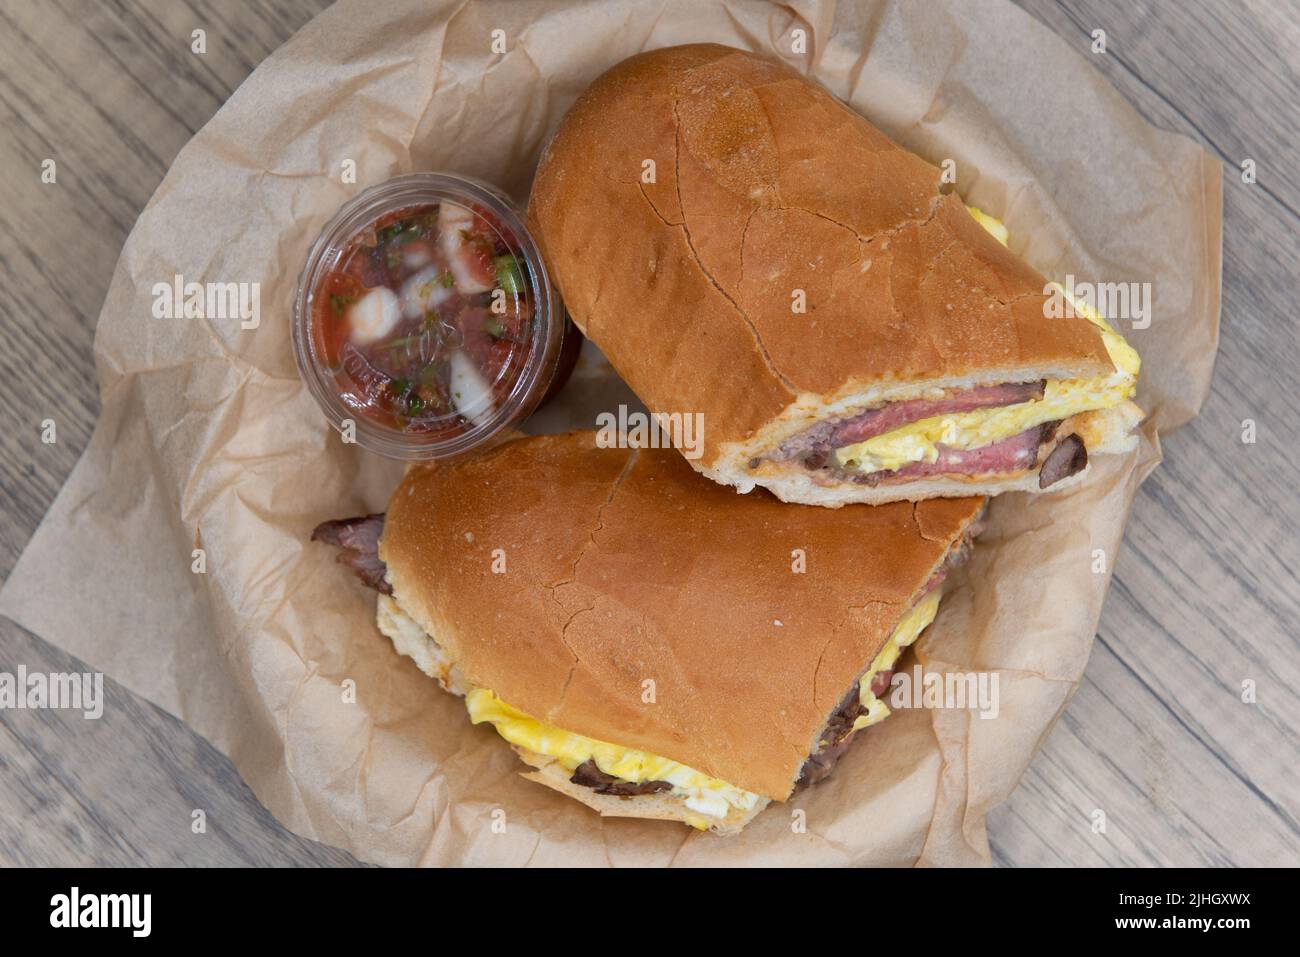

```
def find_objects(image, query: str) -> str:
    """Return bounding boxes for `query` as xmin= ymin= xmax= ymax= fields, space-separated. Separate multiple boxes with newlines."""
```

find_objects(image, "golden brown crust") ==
xmin=380 ymin=431 xmax=983 ymax=800
xmin=527 ymin=44 xmax=1113 ymax=469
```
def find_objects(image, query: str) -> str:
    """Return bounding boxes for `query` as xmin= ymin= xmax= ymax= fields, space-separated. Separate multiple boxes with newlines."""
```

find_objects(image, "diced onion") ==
xmin=439 ymin=203 xmax=493 ymax=293
xmin=346 ymin=287 xmax=401 ymax=345
xmin=399 ymin=265 xmax=454 ymax=319
xmin=449 ymin=351 xmax=495 ymax=427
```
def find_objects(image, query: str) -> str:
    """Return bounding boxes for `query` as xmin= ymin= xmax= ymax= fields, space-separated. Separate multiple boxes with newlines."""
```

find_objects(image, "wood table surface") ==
xmin=0 ymin=0 xmax=1295 ymax=867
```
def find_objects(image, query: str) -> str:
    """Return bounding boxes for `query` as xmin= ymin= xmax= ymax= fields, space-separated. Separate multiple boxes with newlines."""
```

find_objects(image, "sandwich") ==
xmin=312 ymin=431 xmax=986 ymax=834
xmin=527 ymin=44 xmax=1143 ymax=507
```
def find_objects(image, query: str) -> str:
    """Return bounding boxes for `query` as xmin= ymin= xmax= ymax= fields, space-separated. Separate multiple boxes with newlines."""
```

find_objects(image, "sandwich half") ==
xmin=313 ymin=431 xmax=986 ymax=834
xmin=527 ymin=43 xmax=1142 ymax=507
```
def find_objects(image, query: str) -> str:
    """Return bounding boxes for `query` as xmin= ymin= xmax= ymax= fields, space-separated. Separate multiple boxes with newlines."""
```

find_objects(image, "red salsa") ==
xmin=312 ymin=201 xmax=534 ymax=437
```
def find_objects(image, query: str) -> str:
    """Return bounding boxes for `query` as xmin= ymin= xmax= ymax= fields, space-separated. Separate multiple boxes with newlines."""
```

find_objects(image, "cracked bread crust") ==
xmin=526 ymin=43 xmax=1113 ymax=472
xmin=379 ymin=430 xmax=983 ymax=800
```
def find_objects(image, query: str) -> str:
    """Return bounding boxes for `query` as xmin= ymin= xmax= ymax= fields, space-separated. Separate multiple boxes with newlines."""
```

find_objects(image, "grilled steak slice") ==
xmin=311 ymin=513 xmax=391 ymax=594
xmin=1038 ymin=433 xmax=1088 ymax=488
xmin=853 ymin=422 xmax=1055 ymax=486
xmin=774 ymin=381 xmax=1046 ymax=465
xmin=569 ymin=760 xmax=673 ymax=796
xmin=797 ymin=683 xmax=869 ymax=788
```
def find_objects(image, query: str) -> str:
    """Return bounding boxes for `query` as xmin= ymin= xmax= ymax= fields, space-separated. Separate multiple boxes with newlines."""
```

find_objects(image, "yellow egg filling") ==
xmin=852 ymin=587 xmax=942 ymax=731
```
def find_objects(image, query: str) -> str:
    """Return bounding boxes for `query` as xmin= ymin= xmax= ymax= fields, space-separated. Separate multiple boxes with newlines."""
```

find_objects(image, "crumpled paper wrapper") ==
xmin=0 ymin=0 xmax=1220 ymax=866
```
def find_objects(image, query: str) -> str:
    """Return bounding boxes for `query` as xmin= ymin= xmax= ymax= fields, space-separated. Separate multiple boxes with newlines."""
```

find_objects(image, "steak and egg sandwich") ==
xmin=313 ymin=431 xmax=986 ymax=834
xmin=528 ymin=44 xmax=1143 ymax=506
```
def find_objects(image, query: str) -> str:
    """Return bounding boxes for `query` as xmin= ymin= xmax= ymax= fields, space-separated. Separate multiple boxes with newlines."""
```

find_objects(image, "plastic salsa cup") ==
xmin=292 ymin=173 xmax=575 ymax=460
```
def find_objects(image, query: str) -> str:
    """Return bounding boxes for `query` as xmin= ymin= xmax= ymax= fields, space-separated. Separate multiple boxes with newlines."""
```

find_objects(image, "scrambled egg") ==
xmin=852 ymin=588 xmax=942 ymax=731
xmin=834 ymin=208 xmax=1140 ymax=475
xmin=463 ymin=590 xmax=947 ymax=825
xmin=466 ymin=688 xmax=760 ymax=823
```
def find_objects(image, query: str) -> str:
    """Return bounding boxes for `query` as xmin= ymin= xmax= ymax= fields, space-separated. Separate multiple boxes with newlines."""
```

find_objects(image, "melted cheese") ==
xmin=834 ymin=209 xmax=1140 ymax=475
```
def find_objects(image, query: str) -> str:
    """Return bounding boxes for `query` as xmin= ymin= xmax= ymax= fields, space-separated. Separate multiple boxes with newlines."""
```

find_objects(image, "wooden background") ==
xmin=0 ymin=0 xmax=1295 ymax=866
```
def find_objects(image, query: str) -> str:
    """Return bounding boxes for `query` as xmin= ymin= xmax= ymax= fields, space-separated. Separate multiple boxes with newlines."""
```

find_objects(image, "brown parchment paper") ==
xmin=0 ymin=0 xmax=1221 ymax=866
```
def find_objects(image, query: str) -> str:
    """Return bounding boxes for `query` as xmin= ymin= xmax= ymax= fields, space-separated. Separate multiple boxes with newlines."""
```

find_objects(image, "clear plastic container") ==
xmin=292 ymin=173 xmax=571 ymax=460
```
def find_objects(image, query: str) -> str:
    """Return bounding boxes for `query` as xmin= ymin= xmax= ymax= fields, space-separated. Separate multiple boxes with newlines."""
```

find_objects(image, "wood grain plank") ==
xmin=0 ymin=618 xmax=360 ymax=866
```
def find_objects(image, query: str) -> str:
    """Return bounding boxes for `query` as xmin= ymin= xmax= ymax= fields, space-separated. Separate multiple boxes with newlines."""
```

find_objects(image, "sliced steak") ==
xmin=569 ymin=759 xmax=673 ymax=796
xmin=854 ymin=422 xmax=1053 ymax=486
xmin=798 ymin=682 xmax=868 ymax=787
xmin=797 ymin=666 xmax=910 ymax=789
xmin=868 ymin=669 xmax=896 ymax=698
xmin=311 ymin=513 xmax=391 ymax=594
xmin=828 ymin=381 xmax=1046 ymax=448
xmin=1038 ymin=434 xmax=1088 ymax=488
xmin=774 ymin=380 xmax=1045 ymax=465
xmin=820 ymin=683 xmax=868 ymax=748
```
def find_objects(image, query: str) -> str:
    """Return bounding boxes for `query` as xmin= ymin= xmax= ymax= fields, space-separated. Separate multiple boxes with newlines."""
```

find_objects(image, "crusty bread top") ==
xmin=527 ymin=44 xmax=1112 ymax=467
xmin=380 ymin=431 xmax=983 ymax=800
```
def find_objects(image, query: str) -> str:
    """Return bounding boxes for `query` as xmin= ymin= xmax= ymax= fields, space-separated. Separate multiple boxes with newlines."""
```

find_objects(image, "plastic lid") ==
xmin=292 ymin=173 xmax=564 ymax=460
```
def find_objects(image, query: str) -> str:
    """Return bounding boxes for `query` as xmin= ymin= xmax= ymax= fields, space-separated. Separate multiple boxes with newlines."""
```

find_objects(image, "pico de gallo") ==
xmin=311 ymin=200 xmax=537 ymax=437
